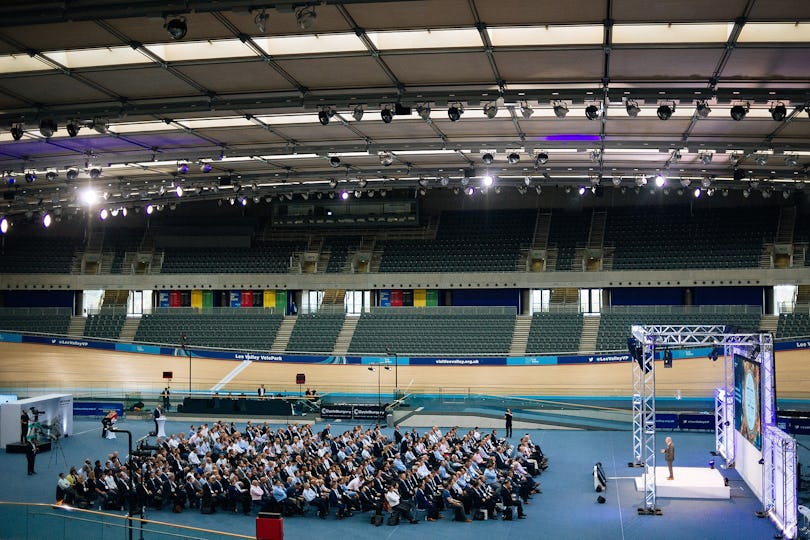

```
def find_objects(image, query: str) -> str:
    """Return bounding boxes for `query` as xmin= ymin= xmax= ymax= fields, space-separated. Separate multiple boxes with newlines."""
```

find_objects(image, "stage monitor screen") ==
xmin=734 ymin=353 xmax=762 ymax=450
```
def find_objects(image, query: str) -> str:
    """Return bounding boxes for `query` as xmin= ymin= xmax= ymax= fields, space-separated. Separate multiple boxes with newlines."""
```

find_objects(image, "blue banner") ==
xmin=74 ymin=402 xmax=124 ymax=417
xmin=23 ymin=335 xmax=117 ymax=350
xmin=380 ymin=289 xmax=390 ymax=307
xmin=158 ymin=291 xmax=170 ymax=308
xmin=678 ymin=413 xmax=714 ymax=430
xmin=229 ymin=290 xmax=241 ymax=308
xmin=777 ymin=416 xmax=810 ymax=435
xmin=655 ymin=413 xmax=679 ymax=429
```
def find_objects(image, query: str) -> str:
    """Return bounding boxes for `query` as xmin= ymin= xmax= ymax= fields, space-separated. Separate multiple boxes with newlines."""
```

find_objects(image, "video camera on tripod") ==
xmin=29 ymin=407 xmax=45 ymax=422
xmin=131 ymin=434 xmax=161 ymax=459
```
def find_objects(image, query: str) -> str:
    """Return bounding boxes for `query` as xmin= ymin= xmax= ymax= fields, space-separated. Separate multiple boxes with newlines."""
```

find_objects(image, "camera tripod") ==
xmin=48 ymin=435 xmax=67 ymax=468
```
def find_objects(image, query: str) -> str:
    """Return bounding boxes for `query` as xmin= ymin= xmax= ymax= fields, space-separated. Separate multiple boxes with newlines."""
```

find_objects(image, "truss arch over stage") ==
xmin=628 ymin=324 xmax=797 ymax=539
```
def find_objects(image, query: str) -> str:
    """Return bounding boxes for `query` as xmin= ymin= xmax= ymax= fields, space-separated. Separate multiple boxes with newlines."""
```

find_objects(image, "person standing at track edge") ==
xmin=26 ymin=439 xmax=37 ymax=475
xmin=505 ymin=408 xmax=513 ymax=438
xmin=20 ymin=408 xmax=29 ymax=444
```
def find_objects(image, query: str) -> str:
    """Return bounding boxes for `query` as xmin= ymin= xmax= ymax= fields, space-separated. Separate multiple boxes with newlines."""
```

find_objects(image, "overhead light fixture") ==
xmin=671 ymin=150 xmax=681 ymax=163
xmin=730 ymin=103 xmax=749 ymax=121
xmin=482 ymin=152 xmax=494 ymax=165
xmin=465 ymin=185 xmax=475 ymax=196
xmin=696 ymin=101 xmax=712 ymax=118
xmin=535 ymin=185 xmax=542 ymax=195
xmin=201 ymin=162 xmax=212 ymax=173
xmin=296 ymin=6 xmax=317 ymax=30
xmin=66 ymin=121 xmax=81 ymax=137
xmin=578 ymin=186 xmax=587 ymax=196
xmin=700 ymin=153 xmax=713 ymax=166
xmin=693 ymin=187 xmax=702 ymax=198
xmin=0 ymin=217 xmax=8 ymax=234
xmin=91 ymin=118 xmax=108 ymax=134
xmin=99 ymin=208 xmax=108 ymax=221
xmin=66 ymin=168 xmax=79 ymax=182
xmin=535 ymin=152 xmax=549 ymax=166
xmin=379 ymin=152 xmax=393 ymax=166
xmin=89 ymin=167 xmax=101 ymax=179
xmin=654 ymin=173 xmax=666 ymax=187
xmin=416 ymin=104 xmax=431 ymax=120
xmin=482 ymin=175 xmax=493 ymax=187
xmin=656 ymin=103 xmax=674 ymax=121
xmin=755 ymin=155 xmax=768 ymax=166
xmin=520 ymin=102 xmax=533 ymax=119
xmin=146 ymin=204 xmax=154 ymax=215
xmin=626 ymin=101 xmax=641 ymax=118
xmin=483 ymin=103 xmax=498 ymax=119
xmin=318 ymin=108 xmax=335 ymax=126
xmin=165 ymin=17 xmax=187 ymax=40
xmin=523 ymin=177 xmax=531 ymax=186
xmin=177 ymin=163 xmax=189 ymax=175
xmin=769 ymin=103 xmax=787 ymax=122
xmin=255 ymin=9 xmax=269 ymax=33
xmin=590 ymin=149 xmax=601 ymax=163
xmin=329 ymin=156 xmax=341 ymax=168
xmin=380 ymin=107 xmax=394 ymax=124
xmin=24 ymin=172 xmax=36 ymax=183
xmin=328 ymin=178 xmax=338 ymax=189
xmin=447 ymin=104 xmax=463 ymax=122
xmin=45 ymin=171 xmax=57 ymax=181
xmin=553 ymin=102 xmax=569 ymax=119
xmin=39 ymin=119 xmax=57 ymax=138
xmin=340 ymin=190 xmax=349 ymax=200
xmin=585 ymin=104 xmax=600 ymax=120
xmin=42 ymin=212 xmax=52 ymax=228
xmin=785 ymin=155 xmax=799 ymax=167
xmin=358 ymin=179 xmax=368 ymax=188
xmin=439 ymin=176 xmax=450 ymax=186
xmin=507 ymin=152 xmax=520 ymax=164
xmin=175 ymin=185 xmax=184 ymax=197
xmin=680 ymin=178 xmax=692 ymax=187
xmin=352 ymin=105 xmax=364 ymax=121
xmin=10 ymin=124 xmax=24 ymax=141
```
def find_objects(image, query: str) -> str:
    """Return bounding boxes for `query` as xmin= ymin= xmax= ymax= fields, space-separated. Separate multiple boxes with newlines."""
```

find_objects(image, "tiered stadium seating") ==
xmin=160 ymin=241 xmax=304 ymax=274
xmin=378 ymin=209 xmax=535 ymax=272
xmin=548 ymin=211 xmax=592 ymax=271
xmin=596 ymin=308 xmax=761 ymax=351
xmin=0 ymin=308 xmax=71 ymax=335
xmin=83 ymin=313 xmax=126 ymax=340
xmin=348 ymin=307 xmax=516 ymax=354
xmin=606 ymin=206 xmax=778 ymax=270
xmin=105 ymin=228 xmax=144 ymax=274
xmin=134 ymin=310 xmax=283 ymax=350
xmin=285 ymin=312 xmax=345 ymax=352
xmin=525 ymin=312 xmax=584 ymax=354
xmin=0 ymin=237 xmax=75 ymax=274
xmin=776 ymin=313 xmax=810 ymax=338
xmin=325 ymin=236 xmax=359 ymax=273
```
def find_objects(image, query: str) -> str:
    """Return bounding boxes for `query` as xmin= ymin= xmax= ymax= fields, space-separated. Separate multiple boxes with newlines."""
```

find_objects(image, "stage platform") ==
xmin=634 ymin=467 xmax=730 ymax=499
xmin=5 ymin=440 xmax=51 ymax=454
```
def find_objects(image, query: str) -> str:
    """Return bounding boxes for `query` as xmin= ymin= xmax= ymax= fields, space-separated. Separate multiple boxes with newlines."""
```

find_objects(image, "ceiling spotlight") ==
xmin=611 ymin=176 xmax=621 ymax=186
xmin=145 ymin=204 xmax=154 ymax=215
xmin=66 ymin=168 xmax=78 ymax=182
xmin=657 ymin=104 xmax=674 ymax=121
xmin=381 ymin=107 xmax=394 ymax=124
xmin=45 ymin=171 xmax=57 ymax=181
xmin=42 ymin=213 xmax=52 ymax=228
xmin=694 ymin=187 xmax=702 ymax=198
xmin=380 ymin=152 xmax=393 ymax=166
xmin=483 ymin=103 xmax=498 ymax=119
xmin=10 ymin=124 xmax=24 ymax=141
xmin=439 ymin=176 xmax=450 ymax=186
xmin=465 ymin=185 xmax=475 ymax=196
xmin=755 ymin=155 xmax=768 ymax=166
xmin=416 ymin=104 xmax=431 ymax=120
xmin=742 ymin=188 xmax=750 ymax=198
xmin=535 ymin=185 xmax=542 ymax=195
xmin=352 ymin=106 xmax=364 ymax=121
xmin=99 ymin=208 xmax=108 ymax=221
xmin=90 ymin=118 xmax=108 ymax=134
xmin=520 ymin=103 xmax=533 ymax=119
xmin=783 ymin=189 xmax=791 ymax=199
xmin=680 ymin=178 xmax=692 ymax=187
xmin=0 ymin=217 xmax=8 ymax=234
xmin=585 ymin=104 xmax=600 ymax=120
xmin=328 ymin=178 xmax=338 ymax=189
xmin=482 ymin=153 xmax=494 ymax=165
xmin=482 ymin=175 xmax=493 ymax=187
xmin=25 ymin=172 xmax=36 ymax=183
xmin=318 ymin=108 xmax=334 ymax=126
xmin=358 ymin=179 xmax=368 ymax=188
xmin=417 ymin=178 xmax=428 ymax=188
xmin=730 ymin=104 xmax=749 ymax=121
xmin=626 ymin=101 xmax=641 ymax=118
xmin=671 ymin=150 xmax=682 ymax=163
xmin=523 ymin=177 xmax=531 ymax=186
xmin=296 ymin=6 xmax=317 ymax=30
xmin=590 ymin=149 xmax=601 ymax=163
xmin=553 ymin=103 xmax=569 ymax=119
xmin=89 ymin=167 xmax=101 ymax=179
xmin=700 ymin=153 xmax=713 ymax=166
xmin=785 ymin=155 xmax=799 ymax=167
xmin=655 ymin=174 xmax=666 ymax=188
xmin=166 ymin=17 xmax=187 ymax=40
xmin=66 ymin=121 xmax=81 ymax=137
xmin=177 ymin=163 xmax=189 ymax=175
xmin=175 ymin=185 xmax=184 ymax=197
xmin=255 ymin=9 xmax=269 ymax=33
xmin=535 ymin=152 xmax=549 ymax=166
xmin=240 ymin=196 xmax=248 ymax=206
xmin=770 ymin=103 xmax=787 ymax=122
xmin=39 ymin=119 xmax=57 ymax=138
xmin=696 ymin=101 xmax=712 ymax=118
xmin=201 ymin=162 xmax=212 ymax=173
xmin=447 ymin=104 xmax=463 ymax=122
xmin=460 ymin=176 xmax=469 ymax=186
xmin=578 ymin=186 xmax=587 ymax=196
xmin=507 ymin=152 xmax=520 ymax=164
xmin=329 ymin=156 xmax=341 ymax=168
xmin=340 ymin=190 xmax=349 ymax=200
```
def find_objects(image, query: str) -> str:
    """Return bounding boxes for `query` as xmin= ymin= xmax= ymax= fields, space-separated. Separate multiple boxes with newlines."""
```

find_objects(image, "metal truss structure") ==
xmin=763 ymin=425 xmax=799 ymax=539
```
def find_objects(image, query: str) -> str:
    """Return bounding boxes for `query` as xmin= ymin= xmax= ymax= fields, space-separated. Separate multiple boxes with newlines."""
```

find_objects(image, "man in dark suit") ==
xmin=153 ymin=404 xmax=162 ymax=435
xmin=25 ymin=439 xmax=37 ymax=475
xmin=661 ymin=436 xmax=675 ymax=480
xmin=20 ymin=409 xmax=29 ymax=444
xmin=504 ymin=408 xmax=513 ymax=438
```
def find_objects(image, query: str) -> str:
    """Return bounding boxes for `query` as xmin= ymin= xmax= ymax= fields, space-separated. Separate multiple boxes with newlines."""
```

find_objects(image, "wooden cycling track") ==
xmin=1 ymin=342 xmax=808 ymax=400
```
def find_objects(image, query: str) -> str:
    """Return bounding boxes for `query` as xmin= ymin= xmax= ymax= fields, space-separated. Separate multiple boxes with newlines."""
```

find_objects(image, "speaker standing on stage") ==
xmin=153 ymin=403 xmax=162 ymax=435
xmin=26 ymin=439 xmax=37 ymax=475
xmin=661 ymin=436 xmax=675 ymax=480
xmin=504 ymin=408 xmax=513 ymax=438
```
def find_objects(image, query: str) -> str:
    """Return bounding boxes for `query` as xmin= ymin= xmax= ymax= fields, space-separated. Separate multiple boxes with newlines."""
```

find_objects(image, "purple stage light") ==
xmin=543 ymin=134 xmax=601 ymax=142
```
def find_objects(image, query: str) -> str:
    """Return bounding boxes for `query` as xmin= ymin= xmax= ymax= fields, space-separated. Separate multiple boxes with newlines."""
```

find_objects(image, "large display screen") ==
xmin=734 ymin=353 xmax=762 ymax=450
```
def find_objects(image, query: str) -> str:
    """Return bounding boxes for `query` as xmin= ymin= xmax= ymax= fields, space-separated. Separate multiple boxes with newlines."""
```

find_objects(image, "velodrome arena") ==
xmin=1 ymin=1 xmax=810 ymax=539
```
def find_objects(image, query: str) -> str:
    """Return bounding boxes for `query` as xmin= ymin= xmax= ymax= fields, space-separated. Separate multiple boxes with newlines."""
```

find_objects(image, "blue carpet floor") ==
xmin=1 ymin=417 xmax=806 ymax=540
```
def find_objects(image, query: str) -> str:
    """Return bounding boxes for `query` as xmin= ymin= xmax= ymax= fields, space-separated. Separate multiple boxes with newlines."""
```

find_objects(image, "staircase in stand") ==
xmin=509 ymin=315 xmax=531 ymax=356
xmin=759 ymin=315 xmax=778 ymax=334
xmin=333 ymin=317 xmax=358 ymax=354
xmin=775 ymin=206 xmax=796 ymax=244
xmin=68 ymin=316 xmax=85 ymax=337
xmin=271 ymin=316 xmax=297 ymax=352
xmin=118 ymin=319 xmax=140 ymax=342
xmin=322 ymin=289 xmax=346 ymax=305
xmin=578 ymin=315 xmax=600 ymax=354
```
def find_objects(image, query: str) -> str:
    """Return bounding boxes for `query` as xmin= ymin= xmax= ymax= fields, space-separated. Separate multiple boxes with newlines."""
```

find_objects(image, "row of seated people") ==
xmin=56 ymin=420 xmax=548 ymax=524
